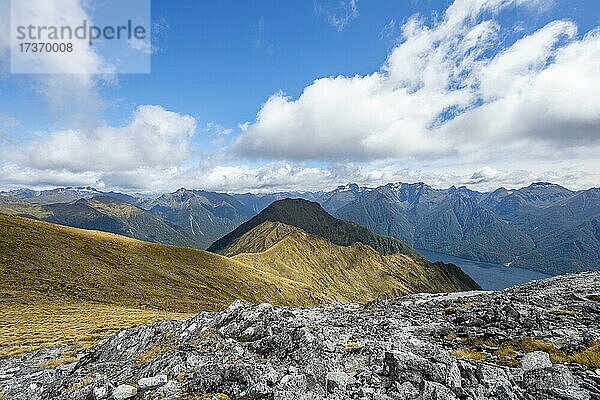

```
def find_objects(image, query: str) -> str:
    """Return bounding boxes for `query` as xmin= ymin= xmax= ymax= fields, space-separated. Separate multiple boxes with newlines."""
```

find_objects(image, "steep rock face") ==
xmin=2 ymin=272 xmax=599 ymax=400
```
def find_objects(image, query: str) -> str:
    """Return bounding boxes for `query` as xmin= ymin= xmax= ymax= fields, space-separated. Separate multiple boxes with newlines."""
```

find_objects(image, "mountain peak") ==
xmin=335 ymin=182 xmax=361 ymax=192
xmin=208 ymin=198 xmax=421 ymax=259
xmin=528 ymin=182 xmax=558 ymax=188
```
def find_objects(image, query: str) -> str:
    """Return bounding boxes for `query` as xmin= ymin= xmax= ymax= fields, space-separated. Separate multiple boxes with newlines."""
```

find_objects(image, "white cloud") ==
xmin=234 ymin=0 xmax=600 ymax=165
xmin=1 ymin=0 xmax=598 ymax=194
xmin=379 ymin=19 xmax=397 ymax=41
xmin=8 ymin=105 xmax=196 ymax=172
xmin=2 ymin=157 xmax=595 ymax=193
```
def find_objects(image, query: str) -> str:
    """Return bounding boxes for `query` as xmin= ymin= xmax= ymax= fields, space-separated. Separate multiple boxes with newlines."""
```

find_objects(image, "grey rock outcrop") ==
xmin=112 ymin=384 xmax=137 ymax=400
xmin=521 ymin=351 xmax=552 ymax=370
xmin=137 ymin=374 xmax=167 ymax=390
xmin=1 ymin=272 xmax=599 ymax=399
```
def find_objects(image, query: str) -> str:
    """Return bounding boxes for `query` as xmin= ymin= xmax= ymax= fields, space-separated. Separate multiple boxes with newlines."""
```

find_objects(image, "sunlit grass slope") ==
xmin=234 ymin=221 xmax=480 ymax=303
xmin=0 ymin=213 xmax=478 ymax=357
xmin=0 ymin=214 xmax=313 ymax=312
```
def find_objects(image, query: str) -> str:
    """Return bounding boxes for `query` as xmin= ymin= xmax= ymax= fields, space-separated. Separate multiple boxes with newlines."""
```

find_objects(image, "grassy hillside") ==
xmin=0 ymin=301 xmax=188 ymax=358
xmin=234 ymin=222 xmax=480 ymax=302
xmin=0 ymin=214 xmax=307 ymax=312
xmin=0 ymin=196 xmax=202 ymax=249
xmin=219 ymin=221 xmax=299 ymax=256
xmin=0 ymin=214 xmax=304 ymax=357
xmin=0 ymin=214 xmax=478 ymax=357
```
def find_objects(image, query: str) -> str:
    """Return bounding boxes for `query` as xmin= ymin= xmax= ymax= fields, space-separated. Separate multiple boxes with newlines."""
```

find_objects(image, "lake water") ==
xmin=417 ymin=249 xmax=551 ymax=291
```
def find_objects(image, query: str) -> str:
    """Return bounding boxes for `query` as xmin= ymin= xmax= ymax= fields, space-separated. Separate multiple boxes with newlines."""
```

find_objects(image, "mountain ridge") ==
xmin=0 ymin=213 xmax=478 ymax=311
xmin=231 ymin=222 xmax=480 ymax=298
xmin=207 ymin=198 xmax=421 ymax=259
xmin=3 ymin=181 xmax=599 ymax=275
xmin=0 ymin=195 xmax=201 ymax=249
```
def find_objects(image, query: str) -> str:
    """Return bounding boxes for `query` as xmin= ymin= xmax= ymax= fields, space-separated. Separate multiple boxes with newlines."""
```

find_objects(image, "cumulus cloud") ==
xmin=2 ymin=147 xmax=596 ymax=193
xmin=234 ymin=0 xmax=600 ymax=164
xmin=8 ymin=105 xmax=196 ymax=172
xmin=1 ymin=0 xmax=598 ymax=194
xmin=464 ymin=166 xmax=593 ymax=190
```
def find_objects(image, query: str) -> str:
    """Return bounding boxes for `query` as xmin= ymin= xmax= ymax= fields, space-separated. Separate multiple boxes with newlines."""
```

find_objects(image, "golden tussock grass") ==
xmin=572 ymin=342 xmax=600 ymax=369
xmin=134 ymin=332 xmax=177 ymax=366
xmin=498 ymin=337 xmax=570 ymax=364
xmin=39 ymin=356 xmax=79 ymax=369
xmin=454 ymin=348 xmax=487 ymax=361
xmin=64 ymin=379 xmax=93 ymax=394
xmin=342 ymin=342 xmax=362 ymax=351
xmin=0 ymin=300 xmax=189 ymax=359
xmin=190 ymin=395 xmax=232 ymax=400
xmin=551 ymin=309 xmax=578 ymax=316
xmin=494 ymin=337 xmax=600 ymax=369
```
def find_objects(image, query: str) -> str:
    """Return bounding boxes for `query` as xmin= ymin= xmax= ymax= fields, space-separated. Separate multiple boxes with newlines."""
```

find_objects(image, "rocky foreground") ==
xmin=2 ymin=272 xmax=600 ymax=400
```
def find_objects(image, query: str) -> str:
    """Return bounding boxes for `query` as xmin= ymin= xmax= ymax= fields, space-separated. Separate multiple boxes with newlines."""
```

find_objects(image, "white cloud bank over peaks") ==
xmin=233 ymin=0 xmax=600 ymax=164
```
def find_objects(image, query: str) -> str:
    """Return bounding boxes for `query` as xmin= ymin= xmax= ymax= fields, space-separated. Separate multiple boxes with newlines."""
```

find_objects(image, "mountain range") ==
xmin=208 ymin=198 xmax=421 ymax=259
xmin=0 ymin=206 xmax=478 ymax=311
xmin=334 ymin=182 xmax=600 ymax=274
xmin=0 ymin=195 xmax=200 ymax=248
xmin=2 ymin=181 xmax=598 ymax=275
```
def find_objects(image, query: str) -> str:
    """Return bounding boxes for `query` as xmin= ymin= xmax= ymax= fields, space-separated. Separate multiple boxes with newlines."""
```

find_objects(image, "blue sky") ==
xmin=0 ymin=0 xmax=599 ymax=192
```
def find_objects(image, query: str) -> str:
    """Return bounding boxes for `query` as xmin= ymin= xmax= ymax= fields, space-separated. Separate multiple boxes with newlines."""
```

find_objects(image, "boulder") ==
xmin=112 ymin=384 xmax=137 ymax=400
xmin=521 ymin=351 xmax=552 ymax=371
xmin=138 ymin=374 xmax=167 ymax=389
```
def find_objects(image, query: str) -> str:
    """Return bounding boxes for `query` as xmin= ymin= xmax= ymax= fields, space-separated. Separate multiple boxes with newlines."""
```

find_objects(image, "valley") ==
xmin=2 ymin=1 xmax=598 ymax=398
xmin=0 ymin=202 xmax=478 ymax=359
xmin=2 ymin=181 xmax=598 ymax=276
xmin=0 ymin=182 xmax=597 ymax=396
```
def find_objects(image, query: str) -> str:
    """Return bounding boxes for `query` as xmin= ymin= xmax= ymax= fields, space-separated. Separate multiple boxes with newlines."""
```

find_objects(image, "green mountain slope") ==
xmin=334 ymin=182 xmax=600 ymax=274
xmin=143 ymin=188 xmax=254 ymax=249
xmin=509 ymin=189 xmax=600 ymax=274
xmin=208 ymin=198 xmax=421 ymax=259
xmin=0 ymin=196 xmax=200 ymax=248
xmin=336 ymin=184 xmax=532 ymax=264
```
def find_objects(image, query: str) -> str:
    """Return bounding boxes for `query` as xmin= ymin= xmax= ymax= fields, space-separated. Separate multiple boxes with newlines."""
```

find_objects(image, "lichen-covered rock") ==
xmin=138 ymin=374 xmax=167 ymax=389
xmin=1 ymin=272 xmax=600 ymax=400
xmin=521 ymin=351 xmax=552 ymax=370
xmin=111 ymin=384 xmax=137 ymax=400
